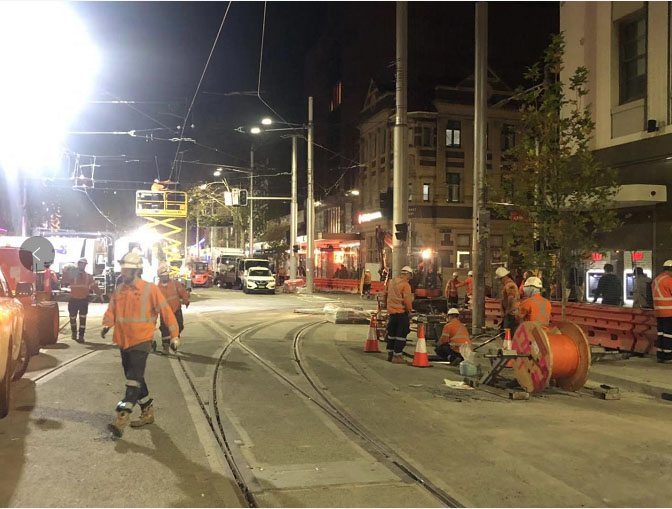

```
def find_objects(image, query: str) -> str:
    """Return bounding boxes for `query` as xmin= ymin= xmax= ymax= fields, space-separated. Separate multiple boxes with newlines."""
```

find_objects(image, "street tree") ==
xmin=490 ymin=33 xmax=619 ymax=315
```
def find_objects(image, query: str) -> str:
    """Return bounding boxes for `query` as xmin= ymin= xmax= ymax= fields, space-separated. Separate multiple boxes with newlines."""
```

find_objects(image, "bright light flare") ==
xmin=261 ymin=118 xmax=272 ymax=126
xmin=250 ymin=127 xmax=262 ymax=134
xmin=0 ymin=2 xmax=100 ymax=175
xmin=421 ymin=248 xmax=433 ymax=260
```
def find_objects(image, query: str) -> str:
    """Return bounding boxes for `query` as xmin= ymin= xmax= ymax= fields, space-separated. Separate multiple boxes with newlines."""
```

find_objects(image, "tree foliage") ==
xmin=490 ymin=33 xmax=620 ymax=308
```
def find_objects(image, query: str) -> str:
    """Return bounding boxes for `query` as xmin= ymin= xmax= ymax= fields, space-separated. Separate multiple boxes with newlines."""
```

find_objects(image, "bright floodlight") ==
xmin=0 ymin=2 xmax=100 ymax=175
xmin=250 ymin=127 xmax=262 ymax=135
xmin=421 ymin=248 xmax=433 ymax=260
xmin=213 ymin=168 xmax=222 ymax=177
xmin=261 ymin=118 xmax=273 ymax=126
xmin=349 ymin=189 xmax=360 ymax=196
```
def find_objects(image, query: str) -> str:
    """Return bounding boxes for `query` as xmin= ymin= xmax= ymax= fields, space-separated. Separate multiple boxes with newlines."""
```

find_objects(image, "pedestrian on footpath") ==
xmin=445 ymin=272 xmax=459 ymax=308
xmin=436 ymin=308 xmax=471 ymax=364
xmin=456 ymin=270 xmax=473 ymax=308
xmin=101 ymin=252 xmax=180 ymax=438
xmin=62 ymin=257 xmax=102 ymax=342
xmin=156 ymin=263 xmax=190 ymax=354
xmin=632 ymin=267 xmax=652 ymax=309
xmin=652 ymin=260 xmax=672 ymax=363
xmin=593 ymin=263 xmax=622 ymax=306
xmin=496 ymin=266 xmax=520 ymax=336
xmin=515 ymin=277 xmax=551 ymax=327
xmin=383 ymin=266 xmax=414 ymax=364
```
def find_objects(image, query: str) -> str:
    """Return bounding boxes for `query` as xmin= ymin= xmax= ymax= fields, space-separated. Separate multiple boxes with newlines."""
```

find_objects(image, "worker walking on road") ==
xmin=156 ymin=263 xmax=190 ymax=354
xmin=515 ymin=277 xmax=551 ymax=327
xmin=101 ymin=252 xmax=180 ymax=438
xmin=496 ymin=266 xmax=520 ymax=336
xmin=436 ymin=308 xmax=471 ymax=364
xmin=63 ymin=257 xmax=102 ymax=343
xmin=445 ymin=272 xmax=459 ymax=308
xmin=652 ymin=260 xmax=672 ymax=363
xmin=383 ymin=266 xmax=414 ymax=364
xmin=456 ymin=270 xmax=473 ymax=308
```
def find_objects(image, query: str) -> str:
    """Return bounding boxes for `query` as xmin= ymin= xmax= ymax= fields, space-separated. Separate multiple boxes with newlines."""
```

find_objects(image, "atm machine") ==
xmin=624 ymin=269 xmax=652 ymax=306
xmin=586 ymin=269 xmax=604 ymax=303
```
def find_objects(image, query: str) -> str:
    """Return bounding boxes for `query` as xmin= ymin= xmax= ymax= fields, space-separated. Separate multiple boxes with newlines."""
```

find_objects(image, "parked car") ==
xmin=191 ymin=262 xmax=213 ymax=288
xmin=242 ymin=266 xmax=276 ymax=294
xmin=0 ymin=267 xmax=28 ymax=419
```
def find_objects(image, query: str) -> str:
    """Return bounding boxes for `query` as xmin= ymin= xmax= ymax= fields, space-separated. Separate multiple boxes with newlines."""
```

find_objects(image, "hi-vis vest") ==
xmin=68 ymin=271 xmax=98 ymax=299
xmin=103 ymin=278 xmax=179 ymax=349
xmin=516 ymin=293 xmax=551 ymax=326
xmin=652 ymin=272 xmax=672 ymax=318
xmin=158 ymin=279 xmax=189 ymax=313
xmin=440 ymin=318 xmax=471 ymax=353
xmin=385 ymin=277 xmax=413 ymax=314
xmin=445 ymin=279 xmax=459 ymax=298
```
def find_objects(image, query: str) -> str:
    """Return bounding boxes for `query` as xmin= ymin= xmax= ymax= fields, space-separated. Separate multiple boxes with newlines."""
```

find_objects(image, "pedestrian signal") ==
xmin=394 ymin=223 xmax=408 ymax=241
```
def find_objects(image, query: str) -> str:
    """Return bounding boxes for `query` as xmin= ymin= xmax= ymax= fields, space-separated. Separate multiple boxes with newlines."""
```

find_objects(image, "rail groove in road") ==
xmin=217 ymin=318 xmax=463 ymax=508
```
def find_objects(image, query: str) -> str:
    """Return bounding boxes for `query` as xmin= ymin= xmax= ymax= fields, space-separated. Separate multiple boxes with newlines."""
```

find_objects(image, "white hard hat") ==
xmin=157 ymin=264 xmax=170 ymax=276
xmin=524 ymin=276 xmax=543 ymax=289
xmin=452 ymin=272 xmax=458 ymax=277
xmin=495 ymin=266 xmax=510 ymax=278
xmin=447 ymin=308 xmax=460 ymax=315
xmin=120 ymin=252 xmax=143 ymax=269
xmin=401 ymin=266 xmax=413 ymax=274
xmin=77 ymin=257 xmax=88 ymax=264
xmin=467 ymin=271 xmax=473 ymax=276
xmin=664 ymin=260 xmax=672 ymax=267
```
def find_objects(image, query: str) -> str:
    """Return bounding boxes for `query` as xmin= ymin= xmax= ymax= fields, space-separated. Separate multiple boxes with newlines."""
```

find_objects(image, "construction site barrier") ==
xmin=313 ymin=278 xmax=385 ymax=294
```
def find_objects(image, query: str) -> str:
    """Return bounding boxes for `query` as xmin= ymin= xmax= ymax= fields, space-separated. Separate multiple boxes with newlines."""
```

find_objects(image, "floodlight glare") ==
xmin=0 ymin=1 xmax=100 ymax=175
xmin=261 ymin=118 xmax=272 ymax=126
xmin=250 ymin=127 xmax=262 ymax=134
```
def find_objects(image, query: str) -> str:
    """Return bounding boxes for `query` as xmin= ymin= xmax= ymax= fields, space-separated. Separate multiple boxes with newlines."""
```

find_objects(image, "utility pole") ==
xmin=306 ymin=96 xmax=315 ymax=293
xmin=249 ymin=146 xmax=254 ymax=257
xmin=290 ymin=134 xmax=298 ymax=280
xmin=471 ymin=2 xmax=488 ymax=330
xmin=196 ymin=210 xmax=200 ymax=260
xmin=392 ymin=1 xmax=408 ymax=278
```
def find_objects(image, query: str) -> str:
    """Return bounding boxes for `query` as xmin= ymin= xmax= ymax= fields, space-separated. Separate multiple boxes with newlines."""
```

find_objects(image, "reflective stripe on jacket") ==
xmin=652 ymin=272 xmax=672 ymax=318
xmin=439 ymin=318 xmax=471 ymax=353
xmin=516 ymin=293 xmax=551 ymax=326
xmin=103 ymin=278 xmax=179 ymax=349
xmin=158 ymin=279 xmax=189 ymax=313
xmin=500 ymin=276 xmax=520 ymax=315
xmin=456 ymin=277 xmax=473 ymax=295
xmin=384 ymin=277 xmax=413 ymax=315
xmin=445 ymin=279 xmax=459 ymax=298
xmin=68 ymin=272 xmax=99 ymax=299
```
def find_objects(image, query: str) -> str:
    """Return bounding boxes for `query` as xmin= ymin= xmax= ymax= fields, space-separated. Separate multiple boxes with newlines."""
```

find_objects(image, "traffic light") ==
xmin=395 ymin=223 xmax=408 ymax=241
xmin=293 ymin=244 xmax=299 ymax=253
xmin=238 ymin=189 xmax=248 ymax=206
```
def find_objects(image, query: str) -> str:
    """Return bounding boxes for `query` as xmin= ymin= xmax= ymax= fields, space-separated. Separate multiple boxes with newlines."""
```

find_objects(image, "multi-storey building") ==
xmin=355 ymin=72 xmax=519 ymax=277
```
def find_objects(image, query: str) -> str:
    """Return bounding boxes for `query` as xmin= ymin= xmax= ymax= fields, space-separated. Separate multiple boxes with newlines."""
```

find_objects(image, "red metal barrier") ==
xmin=313 ymin=278 xmax=386 ymax=295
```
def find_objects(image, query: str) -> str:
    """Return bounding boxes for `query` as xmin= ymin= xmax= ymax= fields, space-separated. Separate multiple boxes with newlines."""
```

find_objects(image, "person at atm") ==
xmin=632 ymin=267 xmax=653 ymax=309
xmin=592 ymin=264 xmax=622 ymax=306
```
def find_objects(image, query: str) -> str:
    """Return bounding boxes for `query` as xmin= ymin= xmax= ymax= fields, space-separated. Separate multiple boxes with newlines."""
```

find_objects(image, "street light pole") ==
xmin=249 ymin=145 xmax=254 ymax=257
xmin=290 ymin=134 xmax=298 ymax=280
xmin=306 ymin=96 xmax=315 ymax=293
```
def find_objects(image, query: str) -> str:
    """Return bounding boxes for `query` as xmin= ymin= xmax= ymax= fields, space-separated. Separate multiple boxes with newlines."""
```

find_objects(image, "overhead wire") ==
xmin=256 ymin=1 xmax=288 ymax=124
xmin=75 ymin=188 xmax=116 ymax=227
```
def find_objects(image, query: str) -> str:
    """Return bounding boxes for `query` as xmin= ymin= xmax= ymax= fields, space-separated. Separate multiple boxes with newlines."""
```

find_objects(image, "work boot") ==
xmin=151 ymin=340 xmax=157 ymax=353
xmin=71 ymin=332 xmax=77 ymax=341
xmin=78 ymin=334 xmax=85 ymax=344
xmin=391 ymin=355 xmax=410 ymax=365
xmin=107 ymin=411 xmax=131 ymax=438
xmin=162 ymin=343 xmax=170 ymax=355
xmin=387 ymin=351 xmax=394 ymax=362
xmin=130 ymin=404 xmax=154 ymax=428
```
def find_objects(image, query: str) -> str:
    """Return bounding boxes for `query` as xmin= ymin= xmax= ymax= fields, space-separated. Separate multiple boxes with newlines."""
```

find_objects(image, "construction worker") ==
xmin=151 ymin=179 xmax=166 ymax=192
xmin=445 ymin=272 xmax=459 ymax=308
xmin=40 ymin=261 xmax=58 ymax=300
xmin=456 ymin=270 xmax=473 ymax=308
xmin=361 ymin=269 xmax=372 ymax=298
xmin=383 ymin=266 xmax=414 ymax=364
xmin=515 ymin=277 xmax=551 ymax=327
xmin=101 ymin=252 xmax=179 ymax=438
xmin=496 ymin=266 xmax=520 ymax=336
xmin=156 ymin=263 xmax=190 ymax=354
xmin=652 ymin=260 xmax=672 ymax=363
xmin=436 ymin=308 xmax=471 ymax=364
xmin=62 ymin=257 xmax=102 ymax=342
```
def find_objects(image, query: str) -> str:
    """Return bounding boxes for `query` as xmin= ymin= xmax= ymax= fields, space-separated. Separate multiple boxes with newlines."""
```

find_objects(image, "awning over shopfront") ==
xmin=609 ymin=184 xmax=667 ymax=208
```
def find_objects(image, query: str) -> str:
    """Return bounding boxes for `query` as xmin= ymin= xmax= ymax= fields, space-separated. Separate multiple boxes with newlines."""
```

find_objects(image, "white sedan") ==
xmin=242 ymin=267 xmax=276 ymax=295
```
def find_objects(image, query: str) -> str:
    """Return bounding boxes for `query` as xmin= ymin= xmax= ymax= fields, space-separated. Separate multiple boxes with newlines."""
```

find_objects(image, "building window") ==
xmin=456 ymin=234 xmax=471 ymax=247
xmin=408 ymin=182 xmax=413 ymax=201
xmin=445 ymin=120 xmax=461 ymax=148
xmin=330 ymin=81 xmax=343 ymax=112
xmin=423 ymin=183 xmax=430 ymax=202
xmin=446 ymin=172 xmax=460 ymax=203
xmin=380 ymin=128 xmax=386 ymax=154
xmin=501 ymin=124 xmax=516 ymax=151
xmin=619 ymin=12 xmax=647 ymax=104
xmin=414 ymin=126 xmax=436 ymax=147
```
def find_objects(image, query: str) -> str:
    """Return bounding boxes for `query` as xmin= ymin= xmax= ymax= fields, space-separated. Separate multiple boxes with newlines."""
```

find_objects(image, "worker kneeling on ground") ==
xmin=156 ymin=263 xmax=190 ymax=355
xmin=383 ymin=266 xmax=414 ymax=364
xmin=102 ymin=252 xmax=180 ymax=438
xmin=436 ymin=308 xmax=471 ymax=364
xmin=515 ymin=276 xmax=551 ymax=326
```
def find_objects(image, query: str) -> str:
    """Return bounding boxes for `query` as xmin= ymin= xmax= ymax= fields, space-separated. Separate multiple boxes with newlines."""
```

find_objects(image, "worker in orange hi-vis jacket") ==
xmin=155 ymin=263 xmax=190 ymax=354
xmin=496 ymin=266 xmax=521 ymax=336
xmin=456 ymin=270 xmax=473 ymax=308
xmin=62 ymin=257 xmax=102 ymax=343
xmin=652 ymin=260 xmax=672 ymax=363
xmin=382 ymin=266 xmax=414 ymax=364
xmin=515 ymin=277 xmax=552 ymax=327
xmin=436 ymin=308 xmax=471 ymax=364
xmin=444 ymin=272 xmax=460 ymax=308
xmin=101 ymin=252 xmax=179 ymax=438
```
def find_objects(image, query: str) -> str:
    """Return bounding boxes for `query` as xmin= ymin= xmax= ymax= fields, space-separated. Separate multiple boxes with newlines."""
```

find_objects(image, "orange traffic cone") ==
xmin=364 ymin=316 xmax=381 ymax=353
xmin=412 ymin=324 xmax=430 ymax=367
xmin=504 ymin=328 xmax=513 ymax=368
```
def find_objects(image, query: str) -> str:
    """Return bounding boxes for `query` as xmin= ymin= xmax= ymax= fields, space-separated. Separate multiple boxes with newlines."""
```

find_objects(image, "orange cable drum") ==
xmin=547 ymin=333 xmax=580 ymax=379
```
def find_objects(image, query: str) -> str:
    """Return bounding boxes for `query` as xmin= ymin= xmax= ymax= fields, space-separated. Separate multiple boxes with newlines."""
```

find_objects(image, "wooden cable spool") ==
xmin=510 ymin=321 xmax=591 ymax=393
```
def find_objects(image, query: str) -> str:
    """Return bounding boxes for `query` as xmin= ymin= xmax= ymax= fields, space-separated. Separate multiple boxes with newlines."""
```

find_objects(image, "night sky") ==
xmin=10 ymin=1 xmax=558 ymax=234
